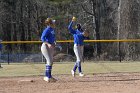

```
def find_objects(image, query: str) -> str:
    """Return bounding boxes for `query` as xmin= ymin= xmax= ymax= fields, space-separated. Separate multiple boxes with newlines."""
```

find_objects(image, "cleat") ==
xmin=49 ymin=77 xmax=57 ymax=82
xmin=44 ymin=77 xmax=57 ymax=82
xmin=71 ymin=70 xmax=75 ymax=77
xmin=44 ymin=77 xmax=49 ymax=82
xmin=79 ymin=73 xmax=84 ymax=77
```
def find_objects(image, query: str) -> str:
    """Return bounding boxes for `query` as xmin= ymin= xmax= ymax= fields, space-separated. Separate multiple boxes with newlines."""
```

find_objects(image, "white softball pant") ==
xmin=41 ymin=43 xmax=54 ymax=66
xmin=73 ymin=44 xmax=84 ymax=62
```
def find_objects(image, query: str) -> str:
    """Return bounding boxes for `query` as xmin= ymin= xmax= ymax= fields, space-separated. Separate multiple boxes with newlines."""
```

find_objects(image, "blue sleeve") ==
xmin=41 ymin=28 xmax=49 ymax=42
xmin=68 ymin=21 xmax=76 ymax=34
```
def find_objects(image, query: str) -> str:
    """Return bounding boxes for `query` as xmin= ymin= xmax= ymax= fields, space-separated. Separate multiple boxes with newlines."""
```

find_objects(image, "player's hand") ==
xmin=72 ymin=16 xmax=76 ymax=22
xmin=44 ymin=42 xmax=55 ymax=48
xmin=48 ymin=43 xmax=55 ymax=48
xmin=83 ymin=31 xmax=89 ymax=37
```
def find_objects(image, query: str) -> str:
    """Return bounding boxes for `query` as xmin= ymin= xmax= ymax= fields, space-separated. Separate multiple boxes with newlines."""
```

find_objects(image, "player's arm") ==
xmin=68 ymin=17 xmax=76 ymax=34
xmin=41 ymin=28 xmax=49 ymax=42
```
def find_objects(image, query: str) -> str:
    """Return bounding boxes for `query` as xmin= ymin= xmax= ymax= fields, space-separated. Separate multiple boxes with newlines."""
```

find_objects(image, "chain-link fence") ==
xmin=0 ymin=40 xmax=140 ymax=64
xmin=0 ymin=53 xmax=44 ymax=63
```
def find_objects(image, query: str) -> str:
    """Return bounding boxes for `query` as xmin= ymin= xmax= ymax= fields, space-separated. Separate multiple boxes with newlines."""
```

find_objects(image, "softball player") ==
xmin=68 ymin=17 xmax=89 ymax=77
xmin=41 ymin=18 xmax=57 ymax=82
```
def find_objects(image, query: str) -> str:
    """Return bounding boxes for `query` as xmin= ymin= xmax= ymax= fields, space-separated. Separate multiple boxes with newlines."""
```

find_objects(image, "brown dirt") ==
xmin=1 ymin=73 xmax=140 ymax=93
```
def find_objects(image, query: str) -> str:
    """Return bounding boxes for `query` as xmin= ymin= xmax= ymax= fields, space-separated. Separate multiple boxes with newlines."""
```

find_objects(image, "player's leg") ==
xmin=78 ymin=46 xmax=84 ymax=76
xmin=73 ymin=45 xmax=84 ymax=77
xmin=71 ymin=45 xmax=81 ymax=77
xmin=48 ymin=46 xmax=57 ymax=82
xmin=73 ymin=45 xmax=81 ymax=69
xmin=71 ymin=45 xmax=78 ymax=77
xmin=48 ymin=46 xmax=55 ymax=78
xmin=41 ymin=43 xmax=51 ymax=77
xmin=41 ymin=43 xmax=56 ymax=82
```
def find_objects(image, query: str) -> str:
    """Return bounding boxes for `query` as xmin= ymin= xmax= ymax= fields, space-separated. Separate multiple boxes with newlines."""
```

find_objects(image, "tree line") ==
xmin=0 ymin=0 xmax=140 ymax=61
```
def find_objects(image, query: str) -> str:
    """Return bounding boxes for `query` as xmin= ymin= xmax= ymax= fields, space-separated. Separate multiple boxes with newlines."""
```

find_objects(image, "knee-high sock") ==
xmin=45 ymin=65 xmax=52 ymax=78
xmin=73 ymin=62 xmax=77 ymax=72
xmin=77 ymin=61 xmax=82 ymax=73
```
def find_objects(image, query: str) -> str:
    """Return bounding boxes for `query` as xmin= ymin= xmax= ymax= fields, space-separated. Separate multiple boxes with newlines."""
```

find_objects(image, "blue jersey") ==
xmin=68 ymin=21 xmax=85 ymax=45
xmin=41 ymin=26 xmax=56 ymax=44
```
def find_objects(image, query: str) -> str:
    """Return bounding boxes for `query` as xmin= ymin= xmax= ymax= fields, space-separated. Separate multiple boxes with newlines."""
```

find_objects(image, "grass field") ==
xmin=1 ymin=61 xmax=140 ymax=77
xmin=1 ymin=61 xmax=140 ymax=93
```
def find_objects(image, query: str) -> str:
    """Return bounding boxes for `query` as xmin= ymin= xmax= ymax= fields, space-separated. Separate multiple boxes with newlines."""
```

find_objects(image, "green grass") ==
xmin=1 ymin=61 xmax=140 ymax=77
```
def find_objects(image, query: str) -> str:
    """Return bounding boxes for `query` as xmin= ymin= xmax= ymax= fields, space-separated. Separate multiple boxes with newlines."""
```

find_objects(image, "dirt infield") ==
xmin=1 ymin=73 xmax=140 ymax=93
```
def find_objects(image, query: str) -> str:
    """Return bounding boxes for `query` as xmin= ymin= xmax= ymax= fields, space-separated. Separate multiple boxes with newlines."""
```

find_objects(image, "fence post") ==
xmin=0 ymin=63 xmax=2 ymax=68
xmin=0 ymin=51 xmax=2 ymax=68
xmin=119 ymin=42 xmax=121 ymax=62
xmin=8 ymin=53 xmax=10 ymax=64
